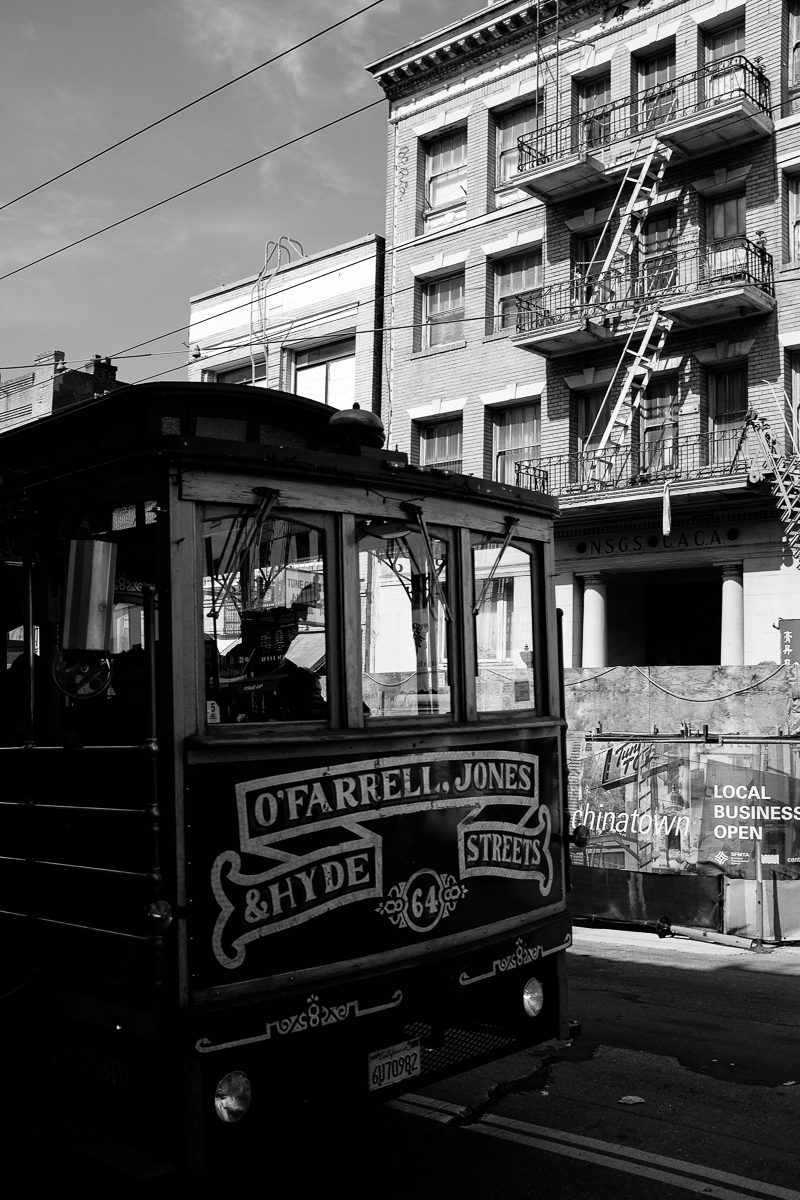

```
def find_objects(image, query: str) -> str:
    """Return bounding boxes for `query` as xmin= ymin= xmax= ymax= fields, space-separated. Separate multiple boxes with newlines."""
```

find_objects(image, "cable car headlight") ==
xmin=214 ymin=1070 xmax=252 ymax=1123
xmin=522 ymin=977 xmax=544 ymax=1019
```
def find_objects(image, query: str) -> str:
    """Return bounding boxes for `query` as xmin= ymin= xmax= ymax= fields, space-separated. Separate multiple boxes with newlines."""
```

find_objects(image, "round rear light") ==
xmin=214 ymin=1070 xmax=252 ymax=1123
xmin=522 ymin=977 xmax=544 ymax=1018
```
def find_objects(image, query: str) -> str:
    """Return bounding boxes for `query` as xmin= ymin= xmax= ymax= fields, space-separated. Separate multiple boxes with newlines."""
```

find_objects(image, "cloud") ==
xmin=171 ymin=0 xmax=467 ymax=109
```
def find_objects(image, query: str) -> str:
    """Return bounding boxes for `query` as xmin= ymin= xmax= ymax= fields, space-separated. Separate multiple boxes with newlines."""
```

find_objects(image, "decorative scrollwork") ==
xmin=396 ymin=143 xmax=410 ymax=199
xmin=459 ymin=937 xmax=541 ymax=987
xmin=196 ymin=990 xmax=403 ymax=1053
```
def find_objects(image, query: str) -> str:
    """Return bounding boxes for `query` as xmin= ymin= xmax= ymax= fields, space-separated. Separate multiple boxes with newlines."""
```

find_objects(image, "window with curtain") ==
xmin=493 ymin=402 xmax=541 ymax=483
xmin=640 ymin=47 xmax=677 ymax=127
xmin=578 ymin=390 xmax=606 ymax=451
xmin=425 ymin=129 xmax=467 ymax=230
xmin=578 ymin=73 xmax=612 ymax=150
xmin=294 ymin=337 xmax=356 ymax=409
xmin=495 ymin=250 xmax=542 ymax=329
xmin=790 ymin=0 xmax=800 ymax=86
xmin=419 ymin=419 xmax=463 ymax=471
xmin=705 ymin=21 xmax=746 ymax=101
xmin=789 ymin=176 xmax=800 ymax=262
xmin=424 ymin=274 xmax=465 ymax=347
xmin=710 ymin=365 xmax=747 ymax=462
xmin=496 ymin=103 xmax=538 ymax=183
xmin=792 ymin=351 xmax=800 ymax=450
xmin=642 ymin=376 xmax=679 ymax=472
xmin=706 ymin=193 xmax=747 ymax=279
xmin=575 ymin=227 xmax=619 ymax=307
xmin=641 ymin=211 xmax=678 ymax=294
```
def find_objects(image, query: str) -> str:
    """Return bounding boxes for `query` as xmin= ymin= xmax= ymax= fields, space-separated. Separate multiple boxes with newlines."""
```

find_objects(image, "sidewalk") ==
xmin=571 ymin=923 xmax=800 ymax=974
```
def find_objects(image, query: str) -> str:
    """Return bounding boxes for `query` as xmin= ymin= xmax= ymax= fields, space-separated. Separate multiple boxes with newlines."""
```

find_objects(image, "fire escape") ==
xmin=507 ymin=17 xmax=775 ymax=500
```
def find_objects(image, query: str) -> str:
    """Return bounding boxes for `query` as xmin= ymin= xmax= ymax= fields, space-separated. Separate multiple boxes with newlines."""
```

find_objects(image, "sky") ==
xmin=0 ymin=0 xmax=474 ymax=384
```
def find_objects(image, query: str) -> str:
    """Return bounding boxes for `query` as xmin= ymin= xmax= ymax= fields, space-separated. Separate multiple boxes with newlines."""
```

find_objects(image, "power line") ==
xmin=1 ymin=249 xmax=522 ymax=401
xmin=0 ymin=0 xmax=386 ymax=215
xmin=0 ymin=99 xmax=383 ymax=285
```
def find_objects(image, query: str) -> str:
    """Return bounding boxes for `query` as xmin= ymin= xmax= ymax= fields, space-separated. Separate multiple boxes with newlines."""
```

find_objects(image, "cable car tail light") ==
xmin=522 ymin=977 xmax=544 ymax=1018
xmin=214 ymin=1071 xmax=252 ymax=1123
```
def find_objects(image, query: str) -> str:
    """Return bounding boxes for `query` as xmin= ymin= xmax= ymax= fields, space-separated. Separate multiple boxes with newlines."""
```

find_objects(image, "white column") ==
xmin=720 ymin=563 xmax=744 ymax=666
xmin=572 ymin=576 xmax=584 ymax=668
xmin=581 ymin=573 xmax=608 ymax=668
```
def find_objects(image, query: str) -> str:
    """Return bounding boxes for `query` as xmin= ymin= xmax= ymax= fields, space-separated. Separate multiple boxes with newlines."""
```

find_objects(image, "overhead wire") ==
xmin=0 ymin=0 xmax=387 ymax=215
xmin=0 ymin=99 xmax=384 ymax=285
xmin=2 ymin=237 xmax=518 ymax=391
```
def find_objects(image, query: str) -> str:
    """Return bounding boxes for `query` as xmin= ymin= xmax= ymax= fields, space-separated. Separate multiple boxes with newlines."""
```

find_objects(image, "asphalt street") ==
xmin=367 ymin=927 xmax=800 ymax=1199
xmin=20 ymin=926 xmax=800 ymax=1196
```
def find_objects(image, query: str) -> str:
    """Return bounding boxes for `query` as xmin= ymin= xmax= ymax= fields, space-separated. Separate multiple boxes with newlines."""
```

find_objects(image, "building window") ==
xmin=639 ymin=47 xmax=677 ymax=128
xmin=495 ymin=251 xmax=542 ymax=330
xmin=641 ymin=211 xmax=678 ymax=294
xmin=791 ymin=352 xmax=800 ymax=446
xmin=493 ymin=402 xmax=541 ymax=484
xmin=212 ymin=359 xmax=267 ymax=386
xmin=709 ymin=364 xmax=747 ymax=462
xmin=788 ymin=177 xmax=800 ymax=262
xmin=705 ymin=22 xmax=746 ymax=103
xmin=294 ymin=337 xmax=356 ymax=409
xmin=419 ymin=419 xmax=463 ymax=471
xmin=424 ymin=274 xmax=465 ymax=348
xmin=496 ymin=103 xmax=538 ymax=184
xmin=578 ymin=73 xmax=612 ymax=150
xmin=578 ymin=390 xmax=607 ymax=452
xmin=424 ymin=129 xmax=467 ymax=231
xmin=575 ymin=227 xmax=617 ymax=306
xmin=791 ymin=0 xmax=800 ymax=84
xmin=642 ymin=376 xmax=679 ymax=473
xmin=706 ymin=193 xmax=747 ymax=279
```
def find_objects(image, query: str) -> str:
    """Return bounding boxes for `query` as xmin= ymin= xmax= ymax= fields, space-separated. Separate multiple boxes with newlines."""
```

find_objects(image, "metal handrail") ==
xmin=515 ymin=238 xmax=774 ymax=334
xmin=517 ymin=55 xmax=770 ymax=171
xmin=495 ymin=445 xmax=541 ymax=486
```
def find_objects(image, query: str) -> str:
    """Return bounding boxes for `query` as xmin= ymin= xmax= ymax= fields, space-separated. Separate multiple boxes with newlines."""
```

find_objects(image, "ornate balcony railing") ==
xmin=515 ymin=238 xmax=774 ymax=334
xmin=515 ymin=429 xmax=755 ymax=496
xmin=517 ymin=55 xmax=770 ymax=171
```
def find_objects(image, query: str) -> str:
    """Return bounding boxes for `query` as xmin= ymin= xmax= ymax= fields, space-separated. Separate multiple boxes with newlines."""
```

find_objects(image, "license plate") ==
xmin=368 ymin=1038 xmax=422 ymax=1092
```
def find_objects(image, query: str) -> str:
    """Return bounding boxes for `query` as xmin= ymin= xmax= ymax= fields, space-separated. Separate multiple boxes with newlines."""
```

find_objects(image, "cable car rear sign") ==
xmin=200 ymin=749 xmax=555 ymax=979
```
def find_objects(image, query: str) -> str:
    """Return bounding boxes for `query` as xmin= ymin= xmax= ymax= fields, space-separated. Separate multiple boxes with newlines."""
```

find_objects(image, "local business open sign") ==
xmin=570 ymin=740 xmax=800 ymax=881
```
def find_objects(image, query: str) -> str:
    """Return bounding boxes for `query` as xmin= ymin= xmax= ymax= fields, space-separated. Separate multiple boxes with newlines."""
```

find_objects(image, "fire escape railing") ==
xmin=515 ymin=429 xmax=757 ymax=495
xmin=514 ymin=238 xmax=774 ymax=335
xmin=516 ymin=55 xmax=770 ymax=172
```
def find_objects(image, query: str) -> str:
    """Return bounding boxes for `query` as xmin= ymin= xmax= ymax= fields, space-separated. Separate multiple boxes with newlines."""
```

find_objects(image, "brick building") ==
xmin=366 ymin=1 xmax=800 ymax=924
xmin=0 ymin=350 xmax=122 ymax=433
xmin=367 ymin=0 xmax=800 ymax=702
xmin=187 ymin=234 xmax=384 ymax=414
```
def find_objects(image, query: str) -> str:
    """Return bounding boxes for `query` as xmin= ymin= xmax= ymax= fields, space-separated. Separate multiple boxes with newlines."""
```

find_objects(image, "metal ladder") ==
xmin=581 ymin=138 xmax=675 ymax=479
xmin=738 ymin=410 xmax=800 ymax=566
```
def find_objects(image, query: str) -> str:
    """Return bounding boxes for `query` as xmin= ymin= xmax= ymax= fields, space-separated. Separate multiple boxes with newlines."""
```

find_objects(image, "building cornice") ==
xmin=366 ymin=0 xmax=605 ymax=101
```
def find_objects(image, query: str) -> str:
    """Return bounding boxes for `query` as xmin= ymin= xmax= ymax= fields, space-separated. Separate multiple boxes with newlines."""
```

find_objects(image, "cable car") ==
xmin=0 ymin=382 xmax=578 ymax=1181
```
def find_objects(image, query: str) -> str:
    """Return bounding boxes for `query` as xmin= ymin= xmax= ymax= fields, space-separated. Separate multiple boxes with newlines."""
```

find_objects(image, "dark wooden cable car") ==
xmin=0 ymin=382 xmax=579 ymax=1182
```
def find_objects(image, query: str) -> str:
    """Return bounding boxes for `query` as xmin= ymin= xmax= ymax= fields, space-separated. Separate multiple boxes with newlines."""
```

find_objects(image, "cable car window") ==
xmin=472 ymin=537 xmax=540 ymax=713
xmin=358 ymin=519 xmax=452 ymax=719
xmin=202 ymin=508 xmax=328 ymax=724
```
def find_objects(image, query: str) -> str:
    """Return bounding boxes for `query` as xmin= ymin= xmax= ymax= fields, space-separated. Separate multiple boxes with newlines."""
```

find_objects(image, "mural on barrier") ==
xmin=570 ymin=740 xmax=800 ymax=881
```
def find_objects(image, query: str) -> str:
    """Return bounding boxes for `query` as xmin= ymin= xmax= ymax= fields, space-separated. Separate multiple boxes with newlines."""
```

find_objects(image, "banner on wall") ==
xmin=569 ymin=740 xmax=800 ymax=881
